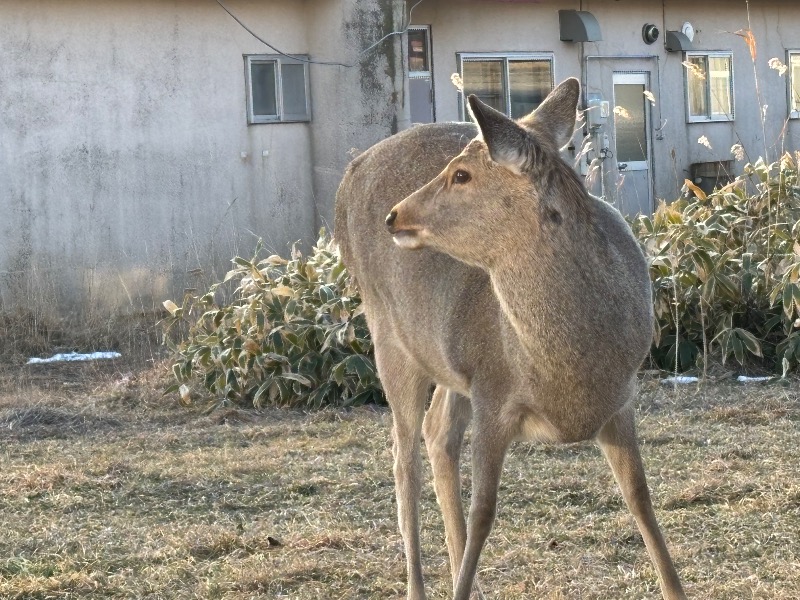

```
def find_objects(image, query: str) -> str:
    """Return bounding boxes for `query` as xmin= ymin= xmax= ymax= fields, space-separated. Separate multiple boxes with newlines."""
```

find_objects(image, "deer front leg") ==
xmin=596 ymin=403 xmax=687 ymax=600
xmin=375 ymin=342 xmax=431 ymax=600
xmin=423 ymin=388 xmax=484 ymax=599
xmin=453 ymin=409 xmax=512 ymax=600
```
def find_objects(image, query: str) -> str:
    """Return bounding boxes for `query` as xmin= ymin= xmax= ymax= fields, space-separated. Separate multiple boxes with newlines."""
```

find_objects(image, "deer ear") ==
xmin=467 ymin=94 xmax=531 ymax=173
xmin=518 ymin=77 xmax=580 ymax=149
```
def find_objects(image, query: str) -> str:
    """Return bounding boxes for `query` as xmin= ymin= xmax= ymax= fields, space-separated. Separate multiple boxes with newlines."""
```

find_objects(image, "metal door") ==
xmin=611 ymin=72 xmax=653 ymax=216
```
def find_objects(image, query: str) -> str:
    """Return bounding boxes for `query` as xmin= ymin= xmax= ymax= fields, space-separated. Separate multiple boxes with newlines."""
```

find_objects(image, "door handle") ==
xmin=618 ymin=163 xmax=628 ymax=171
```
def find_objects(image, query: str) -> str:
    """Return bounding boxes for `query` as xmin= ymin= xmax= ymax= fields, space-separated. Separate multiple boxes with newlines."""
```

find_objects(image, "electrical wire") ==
xmin=215 ymin=0 xmax=349 ymax=66
xmin=215 ymin=0 xmax=425 ymax=68
xmin=357 ymin=0 xmax=425 ymax=58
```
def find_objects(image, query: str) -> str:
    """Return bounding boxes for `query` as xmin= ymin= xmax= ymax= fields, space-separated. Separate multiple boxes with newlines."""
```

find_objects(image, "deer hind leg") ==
xmin=596 ymin=403 xmax=687 ymax=600
xmin=423 ymin=388 xmax=484 ymax=600
xmin=373 ymin=340 xmax=431 ymax=600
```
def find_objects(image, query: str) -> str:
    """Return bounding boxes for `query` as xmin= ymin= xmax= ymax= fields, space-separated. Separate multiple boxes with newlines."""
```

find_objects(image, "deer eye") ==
xmin=452 ymin=169 xmax=471 ymax=185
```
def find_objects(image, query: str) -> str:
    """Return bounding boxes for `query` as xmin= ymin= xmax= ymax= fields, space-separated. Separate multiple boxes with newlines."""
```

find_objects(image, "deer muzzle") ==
xmin=385 ymin=207 xmax=425 ymax=249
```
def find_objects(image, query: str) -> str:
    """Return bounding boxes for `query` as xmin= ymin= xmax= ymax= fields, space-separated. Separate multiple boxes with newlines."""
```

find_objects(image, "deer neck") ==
xmin=488 ymin=244 xmax=565 ymax=363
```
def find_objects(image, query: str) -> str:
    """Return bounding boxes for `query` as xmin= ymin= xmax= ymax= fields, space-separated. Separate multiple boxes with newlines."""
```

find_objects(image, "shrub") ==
xmin=166 ymin=156 xmax=800 ymax=409
xmin=631 ymin=153 xmax=800 ymax=375
xmin=162 ymin=232 xmax=382 ymax=409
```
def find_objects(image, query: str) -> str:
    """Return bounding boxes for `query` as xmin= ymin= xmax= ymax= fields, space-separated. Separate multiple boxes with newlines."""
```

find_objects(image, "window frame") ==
xmin=244 ymin=54 xmax=311 ymax=124
xmin=788 ymin=50 xmax=800 ymax=120
xmin=683 ymin=51 xmax=735 ymax=123
xmin=408 ymin=25 xmax=432 ymax=79
xmin=456 ymin=52 xmax=554 ymax=121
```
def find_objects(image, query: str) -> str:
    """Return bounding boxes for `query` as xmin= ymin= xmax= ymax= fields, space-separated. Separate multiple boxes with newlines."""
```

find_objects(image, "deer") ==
xmin=334 ymin=77 xmax=686 ymax=600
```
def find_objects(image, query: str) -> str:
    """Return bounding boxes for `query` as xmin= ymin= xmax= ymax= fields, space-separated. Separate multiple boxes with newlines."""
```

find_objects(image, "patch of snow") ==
xmin=661 ymin=376 xmax=699 ymax=384
xmin=27 ymin=351 xmax=122 ymax=365
xmin=660 ymin=375 xmax=773 ymax=384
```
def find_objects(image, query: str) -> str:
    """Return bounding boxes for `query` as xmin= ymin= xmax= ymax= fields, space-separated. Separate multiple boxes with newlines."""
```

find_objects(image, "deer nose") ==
xmin=385 ymin=210 xmax=398 ymax=230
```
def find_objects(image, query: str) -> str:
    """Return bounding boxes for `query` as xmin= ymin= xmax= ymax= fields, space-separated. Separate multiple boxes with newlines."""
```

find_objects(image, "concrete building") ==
xmin=0 ymin=0 xmax=407 ymax=319
xmin=408 ymin=0 xmax=800 ymax=216
xmin=1 ymin=0 xmax=799 ymax=321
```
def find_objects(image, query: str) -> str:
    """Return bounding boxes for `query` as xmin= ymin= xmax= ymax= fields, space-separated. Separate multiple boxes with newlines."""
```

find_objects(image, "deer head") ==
xmin=385 ymin=77 xmax=582 ymax=269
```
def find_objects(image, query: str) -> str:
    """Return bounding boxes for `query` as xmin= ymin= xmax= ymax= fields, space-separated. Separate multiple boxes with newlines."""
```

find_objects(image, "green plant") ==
xmin=166 ymin=157 xmax=800 ymax=409
xmin=162 ymin=232 xmax=381 ymax=409
xmin=631 ymin=152 xmax=800 ymax=375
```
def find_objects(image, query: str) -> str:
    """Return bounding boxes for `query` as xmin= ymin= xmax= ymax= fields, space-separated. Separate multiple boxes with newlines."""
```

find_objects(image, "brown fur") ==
xmin=335 ymin=78 xmax=686 ymax=600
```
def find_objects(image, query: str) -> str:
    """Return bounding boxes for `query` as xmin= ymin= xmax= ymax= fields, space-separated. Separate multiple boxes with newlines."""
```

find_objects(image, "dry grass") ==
xmin=0 ymin=360 xmax=798 ymax=599
xmin=0 ymin=306 xmax=164 ymax=368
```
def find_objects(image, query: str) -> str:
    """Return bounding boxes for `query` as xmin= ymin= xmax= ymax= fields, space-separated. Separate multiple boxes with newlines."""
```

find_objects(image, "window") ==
xmin=790 ymin=51 xmax=800 ymax=119
xmin=457 ymin=53 xmax=553 ymax=120
xmin=684 ymin=52 xmax=734 ymax=122
xmin=245 ymin=55 xmax=310 ymax=124
xmin=408 ymin=26 xmax=435 ymax=123
xmin=408 ymin=27 xmax=431 ymax=75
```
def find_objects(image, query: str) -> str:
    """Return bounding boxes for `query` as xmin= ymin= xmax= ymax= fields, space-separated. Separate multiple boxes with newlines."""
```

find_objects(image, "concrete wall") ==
xmin=0 ymin=0 xmax=406 ymax=319
xmin=307 ymin=0 xmax=409 ymax=230
xmin=4 ymin=0 xmax=797 ymax=324
xmin=411 ymin=0 xmax=800 ymax=209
